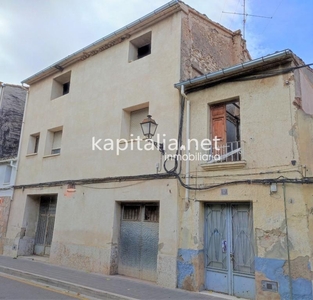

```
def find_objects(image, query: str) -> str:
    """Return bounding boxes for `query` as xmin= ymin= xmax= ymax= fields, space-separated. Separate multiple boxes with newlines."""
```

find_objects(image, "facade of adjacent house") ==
xmin=0 ymin=83 xmax=27 ymax=254
xmin=174 ymin=50 xmax=313 ymax=299
xmin=3 ymin=0 xmax=250 ymax=292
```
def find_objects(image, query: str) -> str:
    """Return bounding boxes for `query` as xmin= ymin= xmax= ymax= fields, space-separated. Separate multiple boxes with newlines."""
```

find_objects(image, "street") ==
xmin=0 ymin=273 xmax=89 ymax=300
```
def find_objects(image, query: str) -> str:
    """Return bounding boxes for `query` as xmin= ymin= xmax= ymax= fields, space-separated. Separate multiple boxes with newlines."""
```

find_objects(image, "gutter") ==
xmin=22 ymin=0 xmax=181 ymax=85
xmin=174 ymin=49 xmax=293 ymax=91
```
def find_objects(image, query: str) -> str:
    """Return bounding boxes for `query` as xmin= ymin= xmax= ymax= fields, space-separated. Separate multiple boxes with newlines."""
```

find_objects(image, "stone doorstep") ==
xmin=0 ymin=266 xmax=137 ymax=300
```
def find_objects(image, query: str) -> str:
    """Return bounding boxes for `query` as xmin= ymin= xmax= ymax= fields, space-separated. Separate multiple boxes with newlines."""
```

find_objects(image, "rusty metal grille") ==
xmin=35 ymin=196 xmax=57 ymax=246
xmin=123 ymin=205 xmax=140 ymax=221
xmin=144 ymin=205 xmax=159 ymax=222
xmin=35 ymin=215 xmax=47 ymax=244
xmin=45 ymin=216 xmax=55 ymax=246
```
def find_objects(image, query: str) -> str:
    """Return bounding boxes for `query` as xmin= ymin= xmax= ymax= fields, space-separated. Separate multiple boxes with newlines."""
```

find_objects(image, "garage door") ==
xmin=119 ymin=203 xmax=159 ymax=282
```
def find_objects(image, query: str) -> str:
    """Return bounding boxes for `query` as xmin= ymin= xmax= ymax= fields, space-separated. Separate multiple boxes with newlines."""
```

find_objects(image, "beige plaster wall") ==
xmin=6 ymin=178 xmax=179 ymax=288
xmin=16 ymin=12 xmax=182 ymax=186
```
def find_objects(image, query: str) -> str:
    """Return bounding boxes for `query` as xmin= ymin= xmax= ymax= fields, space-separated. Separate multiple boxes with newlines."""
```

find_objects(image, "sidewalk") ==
xmin=0 ymin=255 xmax=233 ymax=300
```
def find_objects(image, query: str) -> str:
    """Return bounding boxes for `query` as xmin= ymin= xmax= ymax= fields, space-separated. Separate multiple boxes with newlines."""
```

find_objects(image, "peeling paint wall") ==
xmin=177 ymin=249 xmax=204 ymax=291
xmin=177 ymin=64 xmax=313 ymax=298
xmin=180 ymin=4 xmax=250 ymax=81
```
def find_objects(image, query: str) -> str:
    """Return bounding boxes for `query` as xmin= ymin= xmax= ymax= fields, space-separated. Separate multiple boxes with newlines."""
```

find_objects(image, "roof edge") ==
xmin=174 ymin=49 xmax=294 ymax=90
xmin=22 ymin=0 xmax=182 ymax=85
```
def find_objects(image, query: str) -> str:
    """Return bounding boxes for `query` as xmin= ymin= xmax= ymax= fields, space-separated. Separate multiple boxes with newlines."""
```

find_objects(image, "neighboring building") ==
xmin=3 ymin=0 xmax=250 ymax=291
xmin=0 ymin=82 xmax=27 ymax=254
xmin=174 ymin=50 xmax=313 ymax=299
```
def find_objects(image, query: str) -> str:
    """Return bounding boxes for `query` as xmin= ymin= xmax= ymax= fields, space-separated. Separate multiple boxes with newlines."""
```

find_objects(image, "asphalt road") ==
xmin=0 ymin=273 xmax=89 ymax=300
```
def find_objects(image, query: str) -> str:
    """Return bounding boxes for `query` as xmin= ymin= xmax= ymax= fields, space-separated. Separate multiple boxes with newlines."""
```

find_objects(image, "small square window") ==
xmin=129 ymin=32 xmax=152 ymax=62
xmin=51 ymin=71 xmax=71 ymax=100
xmin=27 ymin=133 xmax=40 ymax=154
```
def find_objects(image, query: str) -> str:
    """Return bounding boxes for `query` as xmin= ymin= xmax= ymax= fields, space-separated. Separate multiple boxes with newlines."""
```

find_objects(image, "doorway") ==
xmin=205 ymin=203 xmax=255 ymax=299
xmin=34 ymin=195 xmax=57 ymax=256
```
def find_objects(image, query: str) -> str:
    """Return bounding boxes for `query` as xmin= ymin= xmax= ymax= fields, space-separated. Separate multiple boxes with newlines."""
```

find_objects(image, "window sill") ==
xmin=200 ymin=160 xmax=246 ymax=171
xmin=26 ymin=153 xmax=38 ymax=157
xmin=43 ymin=153 xmax=60 ymax=159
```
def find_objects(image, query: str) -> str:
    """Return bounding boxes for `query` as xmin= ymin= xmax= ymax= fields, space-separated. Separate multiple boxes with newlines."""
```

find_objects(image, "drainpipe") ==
xmin=181 ymin=85 xmax=189 ymax=201
xmin=283 ymin=183 xmax=293 ymax=299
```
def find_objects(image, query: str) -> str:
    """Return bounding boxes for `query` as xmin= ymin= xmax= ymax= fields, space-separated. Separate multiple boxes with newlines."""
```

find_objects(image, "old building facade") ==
xmin=3 ymin=0 xmax=250 ymax=291
xmin=174 ymin=50 xmax=313 ymax=299
xmin=0 ymin=83 xmax=27 ymax=254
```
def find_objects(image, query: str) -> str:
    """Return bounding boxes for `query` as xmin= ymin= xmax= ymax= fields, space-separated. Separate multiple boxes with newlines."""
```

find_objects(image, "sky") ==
xmin=1 ymin=0 xmax=312 ymax=85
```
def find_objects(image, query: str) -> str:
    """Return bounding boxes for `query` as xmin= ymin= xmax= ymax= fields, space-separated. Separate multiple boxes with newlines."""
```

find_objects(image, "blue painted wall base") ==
xmin=255 ymin=257 xmax=312 ymax=300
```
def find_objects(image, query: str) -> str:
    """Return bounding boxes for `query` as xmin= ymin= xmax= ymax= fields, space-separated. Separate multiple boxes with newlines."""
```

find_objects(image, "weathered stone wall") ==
xmin=0 ymin=84 xmax=27 ymax=159
xmin=180 ymin=4 xmax=250 ymax=81
xmin=0 ymin=196 xmax=11 ymax=254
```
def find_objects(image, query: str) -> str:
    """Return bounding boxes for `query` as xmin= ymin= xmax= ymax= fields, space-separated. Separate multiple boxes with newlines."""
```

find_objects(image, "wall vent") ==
xmin=261 ymin=280 xmax=278 ymax=292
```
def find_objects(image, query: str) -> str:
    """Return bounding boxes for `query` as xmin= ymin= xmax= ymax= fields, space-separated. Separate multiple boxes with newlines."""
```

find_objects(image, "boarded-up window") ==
xmin=130 ymin=108 xmax=149 ymax=139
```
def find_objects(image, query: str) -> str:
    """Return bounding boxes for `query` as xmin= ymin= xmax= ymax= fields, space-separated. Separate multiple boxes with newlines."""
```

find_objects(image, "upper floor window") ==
xmin=44 ymin=127 xmax=63 ymax=156
xmin=51 ymin=71 xmax=71 ymax=100
xmin=210 ymin=100 xmax=241 ymax=162
xmin=121 ymin=103 xmax=149 ymax=139
xmin=51 ymin=130 xmax=62 ymax=154
xmin=128 ymin=32 xmax=152 ymax=62
xmin=27 ymin=133 xmax=40 ymax=155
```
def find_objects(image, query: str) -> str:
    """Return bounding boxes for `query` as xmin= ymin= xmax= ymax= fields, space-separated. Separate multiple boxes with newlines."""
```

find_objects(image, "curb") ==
xmin=0 ymin=266 xmax=138 ymax=300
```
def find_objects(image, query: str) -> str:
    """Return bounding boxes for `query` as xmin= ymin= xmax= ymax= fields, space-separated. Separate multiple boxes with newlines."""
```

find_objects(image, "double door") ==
xmin=205 ymin=203 xmax=255 ymax=299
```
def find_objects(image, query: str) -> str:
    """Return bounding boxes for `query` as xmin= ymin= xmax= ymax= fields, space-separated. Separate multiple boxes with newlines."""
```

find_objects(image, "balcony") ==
xmin=201 ymin=140 xmax=246 ymax=171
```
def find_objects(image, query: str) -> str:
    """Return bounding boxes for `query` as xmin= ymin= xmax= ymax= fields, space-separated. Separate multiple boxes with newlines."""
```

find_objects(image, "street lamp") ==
xmin=140 ymin=115 xmax=164 ymax=155
xmin=140 ymin=115 xmax=158 ymax=139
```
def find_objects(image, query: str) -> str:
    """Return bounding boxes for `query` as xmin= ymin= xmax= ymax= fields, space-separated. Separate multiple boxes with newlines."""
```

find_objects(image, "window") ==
xmin=51 ymin=71 xmax=71 ymax=100
xmin=121 ymin=103 xmax=149 ymax=139
xmin=210 ymin=100 xmax=241 ymax=162
xmin=3 ymin=165 xmax=12 ymax=185
xmin=51 ymin=131 xmax=62 ymax=154
xmin=27 ymin=133 xmax=40 ymax=154
xmin=44 ymin=127 xmax=63 ymax=156
xmin=128 ymin=32 xmax=152 ymax=62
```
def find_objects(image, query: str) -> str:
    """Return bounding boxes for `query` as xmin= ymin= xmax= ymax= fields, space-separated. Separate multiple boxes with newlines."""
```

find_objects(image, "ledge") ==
xmin=26 ymin=153 xmax=38 ymax=157
xmin=200 ymin=160 xmax=246 ymax=171
xmin=43 ymin=153 xmax=60 ymax=159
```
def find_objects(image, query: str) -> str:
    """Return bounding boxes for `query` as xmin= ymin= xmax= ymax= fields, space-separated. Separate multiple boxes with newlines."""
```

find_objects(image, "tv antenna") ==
xmin=222 ymin=0 xmax=272 ymax=39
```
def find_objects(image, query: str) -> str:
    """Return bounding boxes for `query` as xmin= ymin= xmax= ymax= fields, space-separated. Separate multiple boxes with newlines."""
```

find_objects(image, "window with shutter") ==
xmin=210 ymin=100 xmax=241 ymax=162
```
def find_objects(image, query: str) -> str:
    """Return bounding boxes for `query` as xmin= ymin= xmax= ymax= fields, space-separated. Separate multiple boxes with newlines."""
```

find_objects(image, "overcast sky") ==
xmin=1 ymin=0 xmax=312 ymax=85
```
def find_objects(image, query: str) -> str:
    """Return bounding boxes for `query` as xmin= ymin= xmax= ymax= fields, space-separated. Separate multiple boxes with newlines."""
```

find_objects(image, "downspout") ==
xmin=283 ymin=183 xmax=293 ymax=299
xmin=181 ymin=85 xmax=189 ymax=200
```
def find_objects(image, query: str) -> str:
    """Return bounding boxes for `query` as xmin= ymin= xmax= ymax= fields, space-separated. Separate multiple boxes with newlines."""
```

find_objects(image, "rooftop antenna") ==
xmin=222 ymin=0 xmax=271 ymax=39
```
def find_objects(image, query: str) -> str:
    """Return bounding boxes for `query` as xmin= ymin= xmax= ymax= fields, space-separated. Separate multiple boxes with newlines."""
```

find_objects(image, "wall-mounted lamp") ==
xmin=140 ymin=115 xmax=165 ymax=155
xmin=67 ymin=183 xmax=76 ymax=192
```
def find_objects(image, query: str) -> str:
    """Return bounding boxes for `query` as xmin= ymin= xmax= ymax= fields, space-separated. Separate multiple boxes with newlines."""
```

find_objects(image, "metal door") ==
xmin=205 ymin=203 xmax=255 ymax=299
xmin=34 ymin=196 xmax=57 ymax=256
xmin=119 ymin=203 xmax=159 ymax=282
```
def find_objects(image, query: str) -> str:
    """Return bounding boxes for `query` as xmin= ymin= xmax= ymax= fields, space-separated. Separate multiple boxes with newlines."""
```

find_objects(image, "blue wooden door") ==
xmin=205 ymin=203 xmax=255 ymax=299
